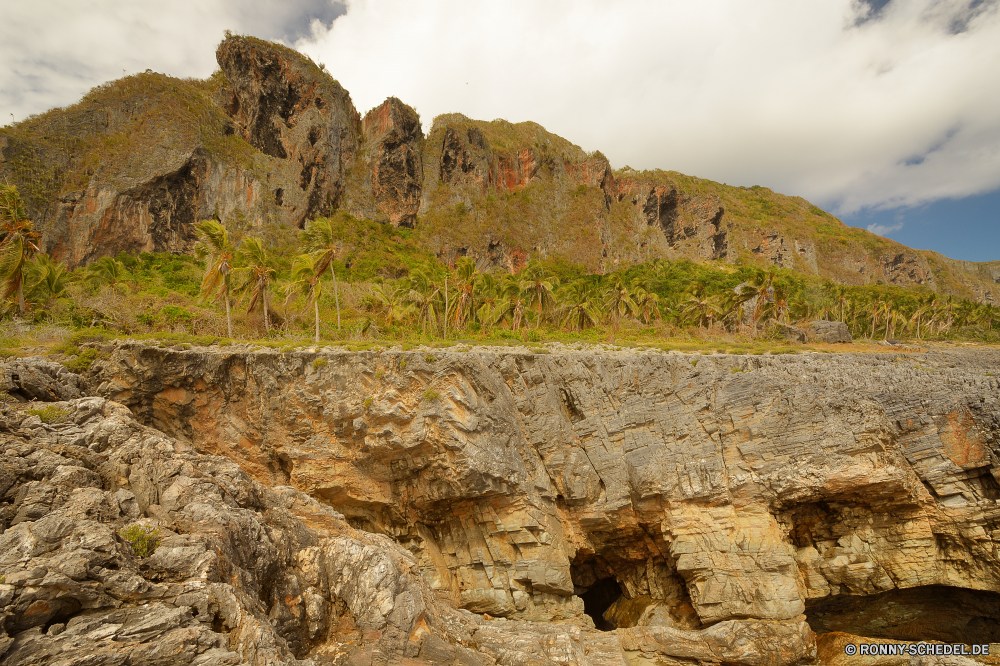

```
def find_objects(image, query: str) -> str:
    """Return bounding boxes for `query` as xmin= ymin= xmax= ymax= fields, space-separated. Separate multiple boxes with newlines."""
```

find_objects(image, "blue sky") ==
xmin=2 ymin=0 xmax=999 ymax=263
xmin=839 ymin=188 xmax=1000 ymax=262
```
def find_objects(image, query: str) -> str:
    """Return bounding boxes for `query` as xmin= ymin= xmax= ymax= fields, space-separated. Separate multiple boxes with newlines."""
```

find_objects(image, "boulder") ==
xmin=0 ymin=357 xmax=87 ymax=402
xmin=808 ymin=319 xmax=852 ymax=343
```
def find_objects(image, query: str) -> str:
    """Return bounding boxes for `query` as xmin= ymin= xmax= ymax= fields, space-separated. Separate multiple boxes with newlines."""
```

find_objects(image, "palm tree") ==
xmin=193 ymin=220 xmax=236 ymax=337
xmin=604 ymin=274 xmax=636 ymax=334
xmin=284 ymin=253 xmax=324 ymax=342
xmin=451 ymin=257 xmax=479 ymax=330
xmin=824 ymin=283 xmax=850 ymax=323
xmin=474 ymin=272 xmax=503 ymax=332
xmin=405 ymin=265 xmax=442 ymax=335
xmin=520 ymin=261 xmax=558 ymax=330
xmin=679 ymin=283 xmax=722 ymax=329
xmin=559 ymin=280 xmax=602 ymax=331
xmin=498 ymin=273 xmax=527 ymax=332
xmin=909 ymin=295 xmax=934 ymax=340
xmin=743 ymin=271 xmax=775 ymax=332
xmin=232 ymin=237 xmax=276 ymax=334
xmin=26 ymin=254 xmax=70 ymax=304
xmin=371 ymin=281 xmax=411 ymax=328
xmin=301 ymin=217 xmax=342 ymax=330
xmin=0 ymin=183 xmax=40 ymax=314
xmin=86 ymin=256 xmax=131 ymax=294
xmin=631 ymin=279 xmax=662 ymax=325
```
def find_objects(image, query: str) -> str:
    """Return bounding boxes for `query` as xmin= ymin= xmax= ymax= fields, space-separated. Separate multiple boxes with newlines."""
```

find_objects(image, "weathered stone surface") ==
xmin=808 ymin=319 xmax=853 ymax=343
xmin=5 ymin=344 xmax=1000 ymax=664
xmin=0 ymin=356 xmax=88 ymax=402
xmin=216 ymin=36 xmax=361 ymax=229
xmin=79 ymin=344 xmax=1000 ymax=654
xmin=342 ymin=97 xmax=424 ymax=228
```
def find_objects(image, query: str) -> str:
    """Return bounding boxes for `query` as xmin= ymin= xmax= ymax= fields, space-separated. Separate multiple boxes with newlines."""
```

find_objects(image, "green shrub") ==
xmin=423 ymin=388 xmax=441 ymax=402
xmin=119 ymin=524 xmax=162 ymax=558
xmin=26 ymin=405 xmax=69 ymax=423
xmin=62 ymin=348 xmax=104 ymax=373
xmin=424 ymin=353 xmax=435 ymax=363
xmin=312 ymin=357 xmax=328 ymax=369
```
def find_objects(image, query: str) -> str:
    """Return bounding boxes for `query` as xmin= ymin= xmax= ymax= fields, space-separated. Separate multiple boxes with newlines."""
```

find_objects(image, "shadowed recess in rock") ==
xmin=806 ymin=585 xmax=1000 ymax=644
xmin=579 ymin=577 xmax=623 ymax=631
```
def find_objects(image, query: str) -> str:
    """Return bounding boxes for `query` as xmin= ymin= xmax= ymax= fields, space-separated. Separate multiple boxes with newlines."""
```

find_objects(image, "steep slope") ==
xmin=87 ymin=345 xmax=1000 ymax=648
xmin=2 ymin=345 xmax=1000 ymax=664
xmin=408 ymin=114 xmax=1000 ymax=300
xmin=0 ymin=36 xmax=359 ymax=267
xmin=1 ymin=36 xmax=997 ymax=302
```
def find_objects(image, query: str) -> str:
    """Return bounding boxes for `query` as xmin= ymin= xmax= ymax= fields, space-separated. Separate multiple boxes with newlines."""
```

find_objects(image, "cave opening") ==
xmin=579 ymin=577 xmax=623 ymax=631
xmin=806 ymin=585 xmax=1000 ymax=644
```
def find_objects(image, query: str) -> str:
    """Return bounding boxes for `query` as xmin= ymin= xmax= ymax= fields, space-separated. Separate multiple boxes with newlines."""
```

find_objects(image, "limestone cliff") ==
xmin=341 ymin=98 xmax=423 ymax=228
xmin=75 ymin=344 xmax=1000 ymax=659
xmin=2 ymin=37 xmax=998 ymax=301
xmin=0 ymin=36 xmax=359 ymax=267
xmin=2 ymin=346 xmax=999 ymax=664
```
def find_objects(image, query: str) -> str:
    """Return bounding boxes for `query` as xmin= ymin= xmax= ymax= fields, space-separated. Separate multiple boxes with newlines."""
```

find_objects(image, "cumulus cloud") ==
xmin=866 ymin=221 xmax=904 ymax=236
xmin=0 ymin=0 xmax=342 ymax=126
xmin=295 ymin=0 xmax=1000 ymax=214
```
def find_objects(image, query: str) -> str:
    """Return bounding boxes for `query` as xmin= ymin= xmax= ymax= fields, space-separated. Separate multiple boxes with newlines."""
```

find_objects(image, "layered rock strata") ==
xmin=57 ymin=343 xmax=1000 ymax=663
xmin=0 ymin=358 xmax=825 ymax=666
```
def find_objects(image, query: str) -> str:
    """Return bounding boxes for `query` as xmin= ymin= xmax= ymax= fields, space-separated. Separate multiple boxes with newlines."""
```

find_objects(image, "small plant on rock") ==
xmin=27 ymin=405 xmax=69 ymax=423
xmin=423 ymin=388 xmax=441 ymax=403
xmin=119 ymin=524 xmax=162 ymax=558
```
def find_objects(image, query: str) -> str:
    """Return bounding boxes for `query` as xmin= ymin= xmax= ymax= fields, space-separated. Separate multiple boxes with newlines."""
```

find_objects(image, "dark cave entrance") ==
xmin=806 ymin=585 xmax=1000 ymax=644
xmin=579 ymin=577 xmax=623 ymax=631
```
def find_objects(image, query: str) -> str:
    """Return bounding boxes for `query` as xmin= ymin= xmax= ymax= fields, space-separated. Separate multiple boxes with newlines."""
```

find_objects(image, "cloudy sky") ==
xmin=3 ymin=0 xmax=998 ymax=261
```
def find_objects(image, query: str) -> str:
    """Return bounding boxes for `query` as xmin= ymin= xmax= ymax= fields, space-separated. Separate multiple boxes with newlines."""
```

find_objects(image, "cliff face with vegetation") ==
xmin=1 ymin=344 xmax=999 ymax=665
xmin=1 ymin=36 xmax=998 ymax=302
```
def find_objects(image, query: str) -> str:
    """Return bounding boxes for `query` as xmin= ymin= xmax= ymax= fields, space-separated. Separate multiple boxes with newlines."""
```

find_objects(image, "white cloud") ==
xmin=295 ymin=0 xmax=1000 ymax=214
xmin=866 ymin=221 xmax=904 ymax=236
xmin=0 ymin=1 xmax=343 ymax=126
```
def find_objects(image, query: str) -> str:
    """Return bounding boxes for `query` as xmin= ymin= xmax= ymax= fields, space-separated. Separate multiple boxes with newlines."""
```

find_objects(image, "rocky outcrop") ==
xmin=808 ymin=320 xmax=853 ymax=343
xmin=59 ymin=342 xmax=1000 ymax=663
xmin=343 ymin=98 xmax=423 ymax=227
xmin=0 ymin=359 xmax=829 ymax=666
xmin=877 ymin=252 xmax=937 ymax=289
xmin=605 ymin=174 xmax=729 ymax=262
xmin=0 ymin=357 xmax=88 ymax=403
xmin=2 ymin=37 xmax=997 ymax=297
xmin=0 ymin=38 xmax=360 ymax=267
xmin=215 ymin=37 xmax=360 ymax=229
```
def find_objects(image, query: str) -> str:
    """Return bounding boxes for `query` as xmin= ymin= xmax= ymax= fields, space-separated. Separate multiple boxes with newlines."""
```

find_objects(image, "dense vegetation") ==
xmin=0 ymin=183 xmax=996 ymax=357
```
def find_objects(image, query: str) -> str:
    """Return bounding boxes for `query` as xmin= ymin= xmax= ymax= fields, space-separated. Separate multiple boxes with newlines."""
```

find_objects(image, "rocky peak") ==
xmin=344 ymin=97 xmax=423 ymax=227
xmin=216 ymin=36 xmax=361 ymax=228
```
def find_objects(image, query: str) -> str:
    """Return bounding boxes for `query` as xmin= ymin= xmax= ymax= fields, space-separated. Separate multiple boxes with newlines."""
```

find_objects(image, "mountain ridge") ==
xmin=1 ymin=34 xmax=997 ymax=302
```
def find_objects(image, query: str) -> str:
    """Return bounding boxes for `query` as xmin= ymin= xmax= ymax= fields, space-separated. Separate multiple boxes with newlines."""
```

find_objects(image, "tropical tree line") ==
xmin=1 ymin=182 xmax=996 ymax=343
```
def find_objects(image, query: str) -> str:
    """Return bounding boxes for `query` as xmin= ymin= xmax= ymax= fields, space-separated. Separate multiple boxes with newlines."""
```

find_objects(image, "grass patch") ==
xmin=26 ymin=405 xmax=70 ymax=423
xmin=61 ymin=348 xmax=105 ymax=372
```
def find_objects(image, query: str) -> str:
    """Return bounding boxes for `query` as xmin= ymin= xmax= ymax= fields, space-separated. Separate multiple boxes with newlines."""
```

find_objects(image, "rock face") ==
xmin=0 ymin=37 xmax=360 ymax=268
xmin=342 ymin=98 xmax=423 ymax=227
xmin=808 ymin=320 xmax=852 ymax=343
xmin=216 ymin=37 xmax=360 ymax=229
xmin=0 ymin=358 xmax=829 ymax=666
xmin=2 ymin=37 xmax=998 ymax=299
xmin=38 ymin=342 xmax=995 ymax=664
xmin=1 ymin=357 xmax=88 ymax=403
